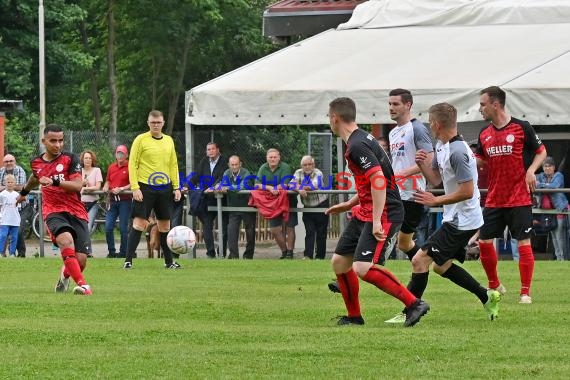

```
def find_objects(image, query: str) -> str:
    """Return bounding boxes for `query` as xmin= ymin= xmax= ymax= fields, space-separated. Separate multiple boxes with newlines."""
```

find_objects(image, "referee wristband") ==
xmin=52 ymin=177 xmax=61 ymax=187
xmin=20 ymin=189 xmax=30 ymax=196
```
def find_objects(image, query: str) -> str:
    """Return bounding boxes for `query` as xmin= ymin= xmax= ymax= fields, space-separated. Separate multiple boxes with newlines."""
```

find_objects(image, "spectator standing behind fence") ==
xmin=80 ymin=150 xmax=103 ymax=233
xmin=219 ymin=155 xmax=256 ymax=259
xmin=123 ymin=110 xmax=181 ymax=269
xmin=256 ymin=148 xmax=297 ymax=259
xmin=293 ymin=155 xmax=329 ymax=260
xmin=536 ymin=156 xmax=568 ymax=261
xmin=0 ymin=154 xmax=27 ymax=257
xmin=189 ymin=142 xmax=228 ymax=259
xmin=475 ymin=86 xmax=546 ymax=304
xmin=102 ymin=145 xmax=132 ymax=258
xmin=0 ymin=174 xmax=21 ymax=258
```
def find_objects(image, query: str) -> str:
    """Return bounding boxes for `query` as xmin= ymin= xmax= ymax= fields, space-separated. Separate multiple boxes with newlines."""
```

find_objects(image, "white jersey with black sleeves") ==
xmin=389 ymin=118 xmax=433 ymax=201
xmin=433 ymin=136 xmax=483 ymax=230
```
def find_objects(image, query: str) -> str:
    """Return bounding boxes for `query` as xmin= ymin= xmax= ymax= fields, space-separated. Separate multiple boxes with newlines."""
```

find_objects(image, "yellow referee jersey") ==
xmin=128 ymin=131 xmax=180 ymax=190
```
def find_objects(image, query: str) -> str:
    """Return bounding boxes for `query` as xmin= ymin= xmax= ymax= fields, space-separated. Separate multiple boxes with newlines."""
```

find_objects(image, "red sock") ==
xmin=336 ymin=269 xmax=361 ymax=318
xmin=518 ymin=244 xmax=534 ymax=296
xmin=362 ymin=266 xmax=417 ymax=308
xmin=61 ymin=248 xmax=86 ymax=287
xmin=62 ymin=266 xmax=70 ymax=279
xmin=478 ymin=241 xmax=500 ymax=289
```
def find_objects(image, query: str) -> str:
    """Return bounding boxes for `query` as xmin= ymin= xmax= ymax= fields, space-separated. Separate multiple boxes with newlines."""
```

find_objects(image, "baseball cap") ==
xmin=116 ymin=145 xmax=128 ymax=155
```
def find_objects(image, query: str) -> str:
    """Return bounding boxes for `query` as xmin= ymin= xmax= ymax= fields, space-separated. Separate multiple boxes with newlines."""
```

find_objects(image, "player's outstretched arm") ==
xmin=325 ymin=195 xmax=359 ymax=215
xmin=16 ymin=176 xmax=40 ymax=204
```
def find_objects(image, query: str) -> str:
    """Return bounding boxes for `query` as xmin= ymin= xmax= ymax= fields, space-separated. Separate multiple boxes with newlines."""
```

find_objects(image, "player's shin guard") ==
xmin=478 ymin=241 xmax=500 ymax=289
xmin=159 ymin=231 xmax=174 ymax=265
xmin=336 ymin=269 xmax=361 ymax=318
xmin=61 ymin=248 xmax=86 ymax=287
xmin=363 ymin=266 xmax=417 ymax=308
xmin=517 ymin=244 xmax=534 ymax=296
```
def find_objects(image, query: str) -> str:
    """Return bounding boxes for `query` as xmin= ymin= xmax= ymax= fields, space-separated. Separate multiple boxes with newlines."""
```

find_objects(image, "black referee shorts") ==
xmin=131 ymin=183 xmax=174 ymax=221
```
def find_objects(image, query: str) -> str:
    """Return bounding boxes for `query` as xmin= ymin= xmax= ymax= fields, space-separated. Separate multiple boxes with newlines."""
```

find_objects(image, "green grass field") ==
xmin=1 ymin=258 xmax=568 ymax=379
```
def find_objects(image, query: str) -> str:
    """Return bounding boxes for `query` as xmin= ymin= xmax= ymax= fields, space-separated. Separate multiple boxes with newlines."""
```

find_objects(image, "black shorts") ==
xmin=421 ymin=223 xmax=477 ymax=266
xmin=132 ymin=183 xmax=174 ymax=220
xmin=268 ymin=212 xmax=298 ymax=228
xmin=480 ymin=206 xmax=533 ymax=240
xmin=401 ymin=200 xmax=424 ymax=234
xmin=45 ymin=212 xmax=92 ymax=255
xmin=335 ymin=218 xmax=401 ymax=265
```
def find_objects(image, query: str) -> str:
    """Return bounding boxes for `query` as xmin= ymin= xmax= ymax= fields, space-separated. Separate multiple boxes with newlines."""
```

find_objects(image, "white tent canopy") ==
xmin=186 ymin=0 xmax=570 ymax=126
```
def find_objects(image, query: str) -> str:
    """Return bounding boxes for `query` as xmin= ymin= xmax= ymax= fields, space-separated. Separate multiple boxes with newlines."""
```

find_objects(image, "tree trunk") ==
xmin=166 ymin=34 xmax=192 ymax=135
xmin=107 ymin=0 xmax=118 ymax=141
xmin=79 ymin=20 xmax=102 ymax=136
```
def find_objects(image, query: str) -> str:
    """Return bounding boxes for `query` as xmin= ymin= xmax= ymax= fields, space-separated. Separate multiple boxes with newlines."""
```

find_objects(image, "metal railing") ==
xmin=30 ymin=188 xmax=570 ymax=258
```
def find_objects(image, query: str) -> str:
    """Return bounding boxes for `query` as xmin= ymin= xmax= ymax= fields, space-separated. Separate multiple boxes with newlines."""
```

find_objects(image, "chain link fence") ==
xmin=13 ymin=127 xmax=343 ymax=243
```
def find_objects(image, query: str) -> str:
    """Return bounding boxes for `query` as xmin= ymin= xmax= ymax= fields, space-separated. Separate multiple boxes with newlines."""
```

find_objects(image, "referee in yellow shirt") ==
xmin=123 ymin=110 xmax=181 ymax=269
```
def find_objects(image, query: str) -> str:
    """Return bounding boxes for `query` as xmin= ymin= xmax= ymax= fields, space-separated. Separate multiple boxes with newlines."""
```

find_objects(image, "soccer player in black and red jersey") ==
xmin=17 ymin=124 xmax=93 ymax=295
xmin=475 ymin=86 xmax=547 ymax=304
xmin=325 ymin=97 xmax=429 ymax=327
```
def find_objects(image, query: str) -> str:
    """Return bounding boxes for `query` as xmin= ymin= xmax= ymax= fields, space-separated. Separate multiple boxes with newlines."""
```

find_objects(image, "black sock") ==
xmin=402 ymin=272 xmax=429 ymax=313
xmin=405 ymin=244 xmax=420 ymax=261
xmin=125 ymin=229 xmax=142 ymax=262
xmin=442 ymin=263 xmax=487 ymax=304
xmin=160 ymin=231 xmax=174 ymax=265
xmin=407 ymin=272 xmax=429 ymax=298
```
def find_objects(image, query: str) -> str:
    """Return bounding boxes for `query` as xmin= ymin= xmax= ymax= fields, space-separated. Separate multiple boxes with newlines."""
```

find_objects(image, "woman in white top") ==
xmin=80 ymin=150 xmax=103 ymax=232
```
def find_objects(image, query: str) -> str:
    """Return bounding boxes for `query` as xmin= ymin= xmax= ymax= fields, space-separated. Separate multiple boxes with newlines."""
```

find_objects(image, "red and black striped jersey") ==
xmin=475 ymin=118 xmax=545 ymax=207
xmin=345 ymin=128 xmax=404 ymax=223
xmin=30 ymin=152 xmax=88 ymax=221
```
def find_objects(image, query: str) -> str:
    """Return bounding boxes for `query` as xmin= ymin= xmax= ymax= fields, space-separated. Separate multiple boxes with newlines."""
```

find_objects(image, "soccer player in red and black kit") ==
xmin=325 ymin=97 xmax=429 ymax=327
xmin=17 ymin=124 xmax=93 ymax=295
xmin=476 ymin=86 xmax=547 ymax=304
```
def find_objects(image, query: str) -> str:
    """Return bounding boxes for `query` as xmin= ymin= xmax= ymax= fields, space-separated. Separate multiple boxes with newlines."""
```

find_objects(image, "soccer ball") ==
xmin=167 ymin=226 xmax=196 ymax=255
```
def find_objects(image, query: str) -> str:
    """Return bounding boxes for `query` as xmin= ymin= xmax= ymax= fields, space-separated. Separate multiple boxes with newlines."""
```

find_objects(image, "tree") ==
xmin=106 ymin=0 xmax=118 ymax=139
xmin=1 ymin=0 xmax=278 ymax=140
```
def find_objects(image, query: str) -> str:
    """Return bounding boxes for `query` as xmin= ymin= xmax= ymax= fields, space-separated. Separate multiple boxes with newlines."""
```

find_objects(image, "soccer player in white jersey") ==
xmin=409 ymin=102 xmax=501 ymax=321
xmin=388 ymin=89 xmax=434 ymax=259
xmin=382 ymin=89 xmax=435 ymax=323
